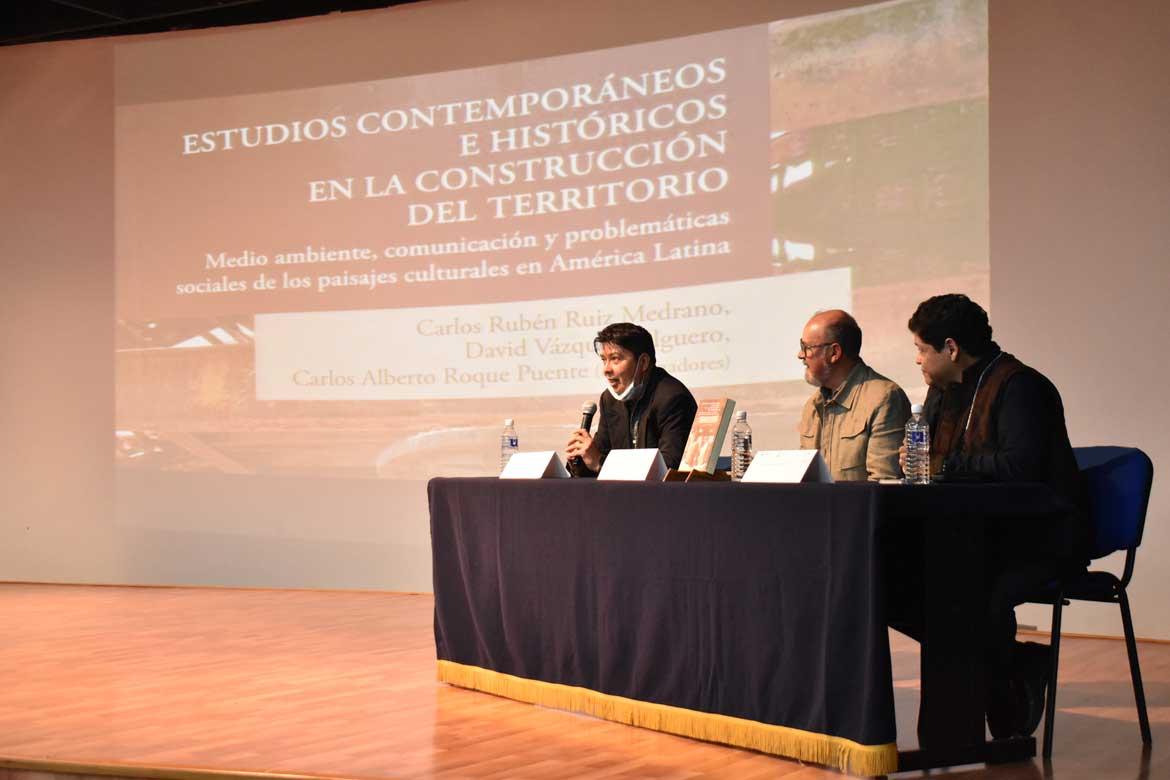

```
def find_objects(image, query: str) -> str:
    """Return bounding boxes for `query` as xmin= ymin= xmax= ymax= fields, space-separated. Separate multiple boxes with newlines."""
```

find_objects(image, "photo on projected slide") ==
xmin=114 ymin=0 xmax=987 ymax=479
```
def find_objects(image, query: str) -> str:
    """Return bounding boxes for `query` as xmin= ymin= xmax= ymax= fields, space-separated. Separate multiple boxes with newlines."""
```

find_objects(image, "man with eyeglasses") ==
xmin=797 ymin=309 xmax=910 ymax=481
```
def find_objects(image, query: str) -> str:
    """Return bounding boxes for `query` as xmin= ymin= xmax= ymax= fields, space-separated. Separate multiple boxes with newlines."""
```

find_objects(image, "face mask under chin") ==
xmin=607 ymin=381 xmax=642 ymax=402
xmin=607 ymin=359 xmax=648 ymax=402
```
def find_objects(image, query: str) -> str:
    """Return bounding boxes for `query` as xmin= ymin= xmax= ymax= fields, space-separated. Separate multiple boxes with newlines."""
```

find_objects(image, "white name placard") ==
xmin=597 ymin=449 xmax=667 ymax=481
xmin=742 ymin=450 xmax=833 ymax=484
xmin=499 ymin=451 xmax=570 ymax=479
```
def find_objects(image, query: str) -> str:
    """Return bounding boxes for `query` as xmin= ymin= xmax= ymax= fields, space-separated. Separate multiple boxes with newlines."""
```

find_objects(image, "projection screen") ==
xmin=114 ymin=0 xmax=988 ymax=490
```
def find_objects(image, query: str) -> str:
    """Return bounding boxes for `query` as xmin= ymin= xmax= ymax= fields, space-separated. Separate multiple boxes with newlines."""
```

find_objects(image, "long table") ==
xmin=428 ymin=478 xmax=1059 ymax=775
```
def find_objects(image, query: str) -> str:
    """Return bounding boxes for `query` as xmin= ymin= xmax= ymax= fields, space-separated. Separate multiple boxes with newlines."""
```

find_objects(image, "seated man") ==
xmin=894 ymin=293 xmax=1090 ymax=738
xmin=565 ymin=322 xmax=697 ymax=476
xmin=797 ymin=309 xmax=910 ymax=481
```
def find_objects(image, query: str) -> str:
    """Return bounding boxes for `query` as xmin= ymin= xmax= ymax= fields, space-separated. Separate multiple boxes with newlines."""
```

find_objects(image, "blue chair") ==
xmin=1031 ymin=446 xmax=1154 ymax=758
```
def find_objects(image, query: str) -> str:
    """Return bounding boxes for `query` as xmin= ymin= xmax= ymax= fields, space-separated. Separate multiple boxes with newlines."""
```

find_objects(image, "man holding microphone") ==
xmin=565 ymin=322 xmax=697 ymax=476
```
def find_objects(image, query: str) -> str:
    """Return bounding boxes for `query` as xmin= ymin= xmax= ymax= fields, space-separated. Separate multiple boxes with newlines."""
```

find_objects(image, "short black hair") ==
xmin=822 ymin=311 xmax=863 ymax=359
xmin=594 ymin=322 xmax=655 ymax=364
xmin=908 ymin=294 xmax=993 ymax=355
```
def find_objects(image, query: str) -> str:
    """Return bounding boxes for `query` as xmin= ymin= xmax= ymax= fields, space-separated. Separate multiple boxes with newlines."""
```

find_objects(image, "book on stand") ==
xmin=679 ymin=398 xmax=736 ymax=474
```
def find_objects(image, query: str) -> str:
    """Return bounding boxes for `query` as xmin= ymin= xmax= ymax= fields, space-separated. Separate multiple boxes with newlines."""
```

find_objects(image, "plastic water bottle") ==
xmin=499 ymin=418 xmax=519 ymax=474
xmin=904 ymin=404 xmax=930 ymax=484
xmin=731 ymin=410 xmax=753 ymax=481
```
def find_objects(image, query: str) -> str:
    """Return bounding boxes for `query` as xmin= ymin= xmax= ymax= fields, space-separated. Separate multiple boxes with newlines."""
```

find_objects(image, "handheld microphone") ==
xmin=578 ymin=400 xmax=597 ymax=433
xmin=570 ymin=401 xmax=597 ymax=475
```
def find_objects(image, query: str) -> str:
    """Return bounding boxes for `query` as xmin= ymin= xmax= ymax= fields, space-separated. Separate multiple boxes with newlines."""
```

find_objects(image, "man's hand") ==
xmin=898 ymin=443 xmax=908 ymax=477
xmin=565 ymin=429 xmax=601 ymax=472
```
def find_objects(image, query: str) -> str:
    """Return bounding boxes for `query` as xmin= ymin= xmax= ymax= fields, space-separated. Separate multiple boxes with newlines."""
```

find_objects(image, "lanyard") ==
xmin=630 ymin=405 xmax=644 ymax=448
xmin=964 ymin=351 xmax=1004 ymax=433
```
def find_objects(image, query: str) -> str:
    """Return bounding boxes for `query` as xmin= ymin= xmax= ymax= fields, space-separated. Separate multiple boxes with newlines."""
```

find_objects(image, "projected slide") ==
xmin=115 ymin=0 xmax=987 ymax=478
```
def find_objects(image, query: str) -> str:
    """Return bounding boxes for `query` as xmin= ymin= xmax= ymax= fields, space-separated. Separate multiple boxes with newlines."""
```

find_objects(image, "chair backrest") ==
xmin=1074 ymin=446 xmax=1154 ymax=560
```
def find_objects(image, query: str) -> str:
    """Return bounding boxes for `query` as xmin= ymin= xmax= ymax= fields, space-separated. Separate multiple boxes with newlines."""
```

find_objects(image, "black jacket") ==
xmin=578 ymin=366 xmax=697 ymax=476
xmin=923 ymin=347 xmax=1089 ymax=564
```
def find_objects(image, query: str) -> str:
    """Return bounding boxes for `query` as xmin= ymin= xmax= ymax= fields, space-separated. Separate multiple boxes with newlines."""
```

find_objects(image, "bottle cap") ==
xmin=910 ymin=403 xmax=924 ymax=415
xmin=735 ymin=410 xmax=747 ymax=421
xmin=504 ymin=418 xmax=514 ymax=426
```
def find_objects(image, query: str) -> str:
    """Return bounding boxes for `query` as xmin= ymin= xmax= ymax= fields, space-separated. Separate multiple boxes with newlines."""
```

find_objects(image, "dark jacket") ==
xmin=923 ymin=346 xmax=1090 ymax=563
xmin=577 ymin=366 xmax=697 ymax=476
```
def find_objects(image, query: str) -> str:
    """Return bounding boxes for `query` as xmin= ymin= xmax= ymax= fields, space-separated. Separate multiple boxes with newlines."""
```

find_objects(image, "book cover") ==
xmin=679 ymin=398 xmax=736 ymax=473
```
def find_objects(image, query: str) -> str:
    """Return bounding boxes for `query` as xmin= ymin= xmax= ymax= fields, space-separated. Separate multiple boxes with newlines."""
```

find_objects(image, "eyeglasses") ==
xmin=798 ymin=341 xmax=835 ymax=357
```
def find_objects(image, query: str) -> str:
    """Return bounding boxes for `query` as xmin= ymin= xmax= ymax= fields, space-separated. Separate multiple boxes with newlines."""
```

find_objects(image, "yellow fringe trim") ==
xmin=437 ymin=660 xmax=897 ymax=776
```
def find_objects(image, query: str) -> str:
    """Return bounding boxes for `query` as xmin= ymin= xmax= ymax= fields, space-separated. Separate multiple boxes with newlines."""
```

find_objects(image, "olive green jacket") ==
xmin=798 ymin=361 xmax=911 ymax=482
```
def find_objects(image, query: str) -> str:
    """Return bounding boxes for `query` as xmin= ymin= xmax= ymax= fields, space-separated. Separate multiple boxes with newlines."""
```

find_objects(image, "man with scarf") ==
xmin=893 ymin=293 xmax=1090 ymax=739
xmin=564 ymin=322 xmax=697 ymax=476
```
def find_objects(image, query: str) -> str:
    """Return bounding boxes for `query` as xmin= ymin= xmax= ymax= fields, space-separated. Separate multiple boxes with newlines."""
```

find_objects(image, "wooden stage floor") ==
xmin=0 ymin=584 xmax=1165 ymax=780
